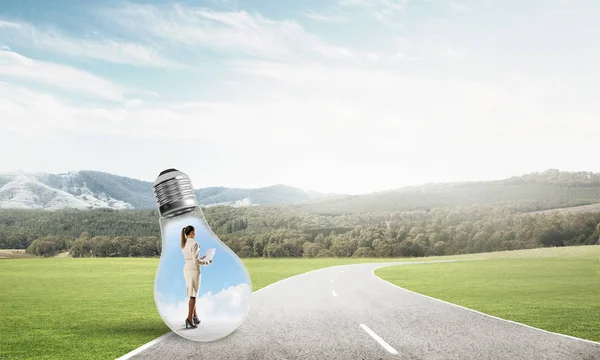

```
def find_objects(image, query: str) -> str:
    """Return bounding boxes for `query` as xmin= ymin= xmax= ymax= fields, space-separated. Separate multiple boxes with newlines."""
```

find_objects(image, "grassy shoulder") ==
xmin=375 ymin=245 xmax=600 ymax=342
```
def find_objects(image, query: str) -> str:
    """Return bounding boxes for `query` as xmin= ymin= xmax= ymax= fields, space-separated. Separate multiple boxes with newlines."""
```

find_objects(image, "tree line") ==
xmin=216 ymin=208 xmax=600 ymax=258
xmin=3 ymin=205 xmax=598 ymax=258
xmin=25 ymin=234 xmax=160 ymax=258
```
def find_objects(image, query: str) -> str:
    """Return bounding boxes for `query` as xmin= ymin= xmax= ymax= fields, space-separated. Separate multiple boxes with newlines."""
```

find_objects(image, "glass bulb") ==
xmin=152 ymin=168 xmax=252 ymax=342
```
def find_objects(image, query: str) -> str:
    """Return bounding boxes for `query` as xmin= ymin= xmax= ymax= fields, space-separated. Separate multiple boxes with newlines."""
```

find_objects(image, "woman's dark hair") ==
xmin=181 ymin=225 xmax=195 ymax=248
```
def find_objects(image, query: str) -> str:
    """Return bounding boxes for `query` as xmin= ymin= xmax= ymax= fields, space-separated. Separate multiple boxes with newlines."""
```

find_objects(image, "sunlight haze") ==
xmin=0 ymin=0 xmax=598 ymax=194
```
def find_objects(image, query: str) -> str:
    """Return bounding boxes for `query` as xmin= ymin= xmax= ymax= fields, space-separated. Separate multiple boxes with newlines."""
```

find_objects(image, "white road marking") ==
xmin=332 ymin=290 xmax=337 ymax=297
xmin=359 ymin=324 xmax=398 ymax=355
xmin=330 ymin=279 xmax=334 ymax=283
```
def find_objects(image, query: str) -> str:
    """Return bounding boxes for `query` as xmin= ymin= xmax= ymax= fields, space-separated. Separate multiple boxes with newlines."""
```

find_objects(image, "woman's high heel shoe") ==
xmin=185 ymin=318 xmax=197 ymax=329
xmin=193 ymin=315 xmax=200 ymax=325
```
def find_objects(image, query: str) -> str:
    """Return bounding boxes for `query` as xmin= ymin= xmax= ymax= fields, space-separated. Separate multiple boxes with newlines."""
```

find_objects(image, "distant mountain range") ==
xmin=0 ymin=171 xmax=332 ymax=210
xmin=286 ymin=169 xmax=600 ymax=214
xmin=1 ymin=169 xmax=599 ymax=213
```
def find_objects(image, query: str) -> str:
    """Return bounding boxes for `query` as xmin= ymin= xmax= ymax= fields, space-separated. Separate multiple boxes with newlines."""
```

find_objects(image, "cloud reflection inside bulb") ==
xmin=155 ymin=283 xmax=252 ymax=341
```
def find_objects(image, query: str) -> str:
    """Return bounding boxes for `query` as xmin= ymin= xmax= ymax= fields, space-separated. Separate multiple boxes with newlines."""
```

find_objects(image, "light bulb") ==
xmin=152 ymin=168 xmax=252 ymax=342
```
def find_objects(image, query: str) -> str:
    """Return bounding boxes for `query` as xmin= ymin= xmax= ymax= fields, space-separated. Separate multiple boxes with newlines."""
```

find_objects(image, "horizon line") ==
xmin=1 ymin=168 xmax=598 ymax=196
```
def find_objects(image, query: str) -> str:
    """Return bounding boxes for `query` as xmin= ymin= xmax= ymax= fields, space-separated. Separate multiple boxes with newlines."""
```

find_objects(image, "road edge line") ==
xmin=371 ymin=263 xmax=600 ymax=346
xmin=115 ymin=262 xmax=381 ymax=359
xmin=115 ymin=332 xmax=175 ymax=360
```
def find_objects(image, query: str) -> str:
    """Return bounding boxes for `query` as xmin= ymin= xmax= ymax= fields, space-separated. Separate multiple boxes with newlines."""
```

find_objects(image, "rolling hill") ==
xmin=1 ymin=169 xmax=599 ymax=215
xmin=0 ymin=171 xmax=330 ymax=210
xmin=283 ymin=169 xmax=600 ymax=214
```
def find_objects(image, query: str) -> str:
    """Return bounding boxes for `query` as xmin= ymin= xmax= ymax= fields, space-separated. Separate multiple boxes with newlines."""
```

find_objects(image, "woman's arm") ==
xmin=192 ymin=242 xmax=210 ymax=266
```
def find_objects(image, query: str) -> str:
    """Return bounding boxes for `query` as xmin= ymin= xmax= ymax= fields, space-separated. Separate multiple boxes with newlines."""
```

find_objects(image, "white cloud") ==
xmin=2 ymin=59 xmax=593 ymax=151
xmin=314 ymin=46 xmax=355 ymax=59
xmin=155 ymin=283 xmax=251 ymax=342
xmin=391 ymin=36 xmax=467 ymax=61
xmin=1 ymin=53 xmax=597 ymax=193
xmin=366 ymin=52 xmax=379 ymax=61
xmin=447 ymin=1 xmax=469 ymax=12
xmin=0 ymin=84 xmax=74 ymax=135
xmin=207 ymin=0 xmax=240 ymax=6
xmin=99 ymin=3 xmax=352 ymax=61
xmin=0 ymin=50 xmax=130 ymax=101
xmin=124 ymin=98 xmax=144 ymax=107
xmin=555 ymin=9 xmax=576 ymax=15
xmin=0 ymin=20 xmax=21 ymax=29
xmin=338 ymin=0 xmax=409 ymax=23
xmin=0 ymin=19 xmax=182 ymax=68
xmin=392 ymin=52 xmax=420 ymax=60
xmin=0 ymin=82 xmax=364 ymax=145
xmin=101 ymin=4 xmax=309 ymax=58
xmin=303 ymin=12 xmax=350 ymax=22
xmin=440 ymin=45 xmax=465 ymax=59
xmin=228 ymin=60 xmax=597 ymax=135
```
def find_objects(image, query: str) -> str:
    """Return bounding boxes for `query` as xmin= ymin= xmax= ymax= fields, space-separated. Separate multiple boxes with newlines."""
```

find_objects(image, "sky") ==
xmin=0 ymin=0 xmax=599 ymax=194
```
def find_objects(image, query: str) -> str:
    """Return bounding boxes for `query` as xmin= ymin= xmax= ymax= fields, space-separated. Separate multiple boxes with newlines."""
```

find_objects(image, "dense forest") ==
xmin=1 ymin=205 xmax=598 ymax=258
xmin=2 ymin=169 xmax=599 ymax=258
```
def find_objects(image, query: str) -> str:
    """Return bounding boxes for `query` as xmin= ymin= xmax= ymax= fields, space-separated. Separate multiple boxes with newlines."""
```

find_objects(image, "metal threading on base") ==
xmin=152 ymin=169 xmax=199 ymax=217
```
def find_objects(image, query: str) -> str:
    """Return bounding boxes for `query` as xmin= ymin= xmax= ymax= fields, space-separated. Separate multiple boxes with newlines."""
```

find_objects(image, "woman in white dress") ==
xmin=181 ymin=225 xmax=211 ymax=329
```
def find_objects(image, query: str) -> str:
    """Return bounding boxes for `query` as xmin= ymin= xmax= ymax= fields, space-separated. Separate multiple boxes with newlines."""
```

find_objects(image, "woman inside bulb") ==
xmin=181 ymin=225 xmax=212 ymax=329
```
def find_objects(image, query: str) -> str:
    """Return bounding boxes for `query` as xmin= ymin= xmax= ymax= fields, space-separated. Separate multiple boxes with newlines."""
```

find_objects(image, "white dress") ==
xmin=182 ymin=239 xmax=209 ymax=297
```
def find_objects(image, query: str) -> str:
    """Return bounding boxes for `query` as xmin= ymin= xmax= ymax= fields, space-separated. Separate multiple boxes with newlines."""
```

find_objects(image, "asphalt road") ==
xmin=122 ymin=260 xmax=600 ymax=360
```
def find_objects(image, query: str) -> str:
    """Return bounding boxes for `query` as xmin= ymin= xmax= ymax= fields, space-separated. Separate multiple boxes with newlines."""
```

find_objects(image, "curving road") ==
xmin=121 ymin=260 xmax=600 ymax=360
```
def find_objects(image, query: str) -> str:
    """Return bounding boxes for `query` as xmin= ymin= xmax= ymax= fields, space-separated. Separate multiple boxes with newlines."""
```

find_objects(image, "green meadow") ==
xmin=0 ymin=246 xmax=598 ymax=359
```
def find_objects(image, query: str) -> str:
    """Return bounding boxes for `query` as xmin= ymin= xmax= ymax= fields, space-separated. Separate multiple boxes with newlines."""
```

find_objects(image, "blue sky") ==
xmin=0 ymin=0 xmax=598 ymax=194
xmin=156 ymin=214 xmax=251 ymax=303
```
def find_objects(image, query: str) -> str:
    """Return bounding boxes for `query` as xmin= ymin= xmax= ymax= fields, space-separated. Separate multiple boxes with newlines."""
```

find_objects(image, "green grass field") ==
xmin=0 ymin=256 xmax=407 ymax=360
xmin=375 ymin=246 xmax=600 ymax=342
xmin=0 ymin=246 xmax=598 ymax=359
